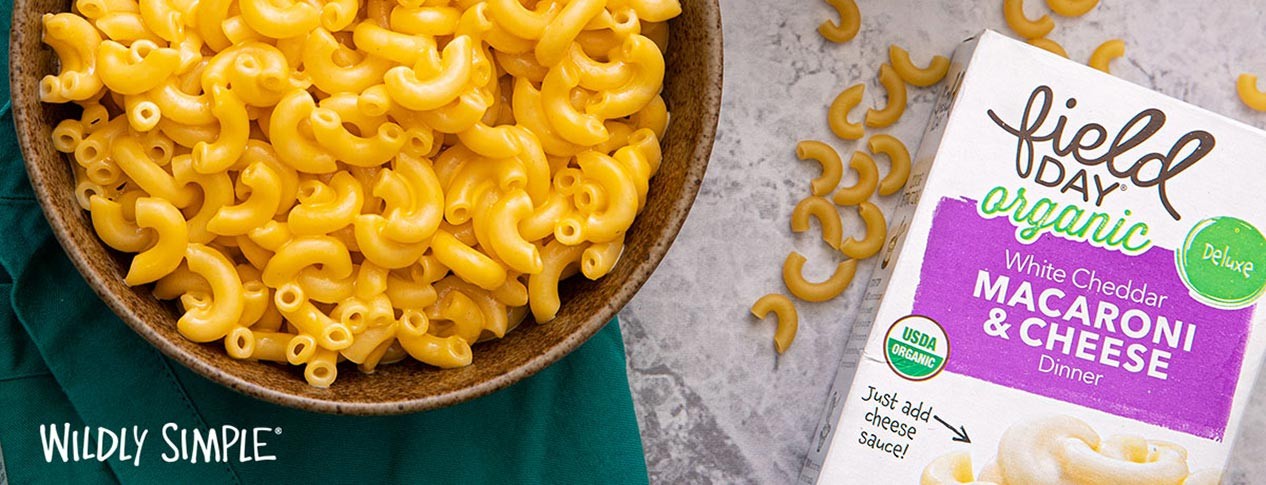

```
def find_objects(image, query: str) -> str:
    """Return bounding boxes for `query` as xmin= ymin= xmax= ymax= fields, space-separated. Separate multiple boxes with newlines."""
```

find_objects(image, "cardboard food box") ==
xmin=802 ymin=30 xmax=1266 ymax=484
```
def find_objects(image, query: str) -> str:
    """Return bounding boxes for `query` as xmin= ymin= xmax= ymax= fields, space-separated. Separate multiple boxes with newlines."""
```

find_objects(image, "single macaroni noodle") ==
xmin=528 ymin=239 xmax=585 ymax=323
xmin=865 ymin=64 xmax=906 ymax=128
xmin=1045 ymin=0 xmax=1098 ymax=17
xmin=1237 ymin=74 xmax=1266 ymax=111
xmin=1003 ymin=0 xmax=1054 ymax=40
xmin=828 ymin=83 xmax=865 ymax=140
xmin=781 ymin=252 xmax=857 ymax=303
xmin=889 ymin=45 xmax=950 ymax=88
xmin=791 ymin=196 xmax=843 ymax=250
xmin=581 ymin=234 xmax=624 ymax=280
xmin=750 ymin=293 xmax=798 ymax=353
xmin=840 ymin=201 xmax=885 ymax=259
xmin=796 ymin=140 xmax=844 ymax=197
xmin=817 ymin=0 xmax=860 ymax=44
xmin=832 ymin=151 xmax=878 ymax=206
xmin=124 ymin=197 xmax=188 ymax=285
xmin=1088 ymin=39 xmax=1124 ymax=74
xmin=868 ymin=134 xmax=910 ymax=196
xmin=1028 ymin=37 xmax=1069 ymax=58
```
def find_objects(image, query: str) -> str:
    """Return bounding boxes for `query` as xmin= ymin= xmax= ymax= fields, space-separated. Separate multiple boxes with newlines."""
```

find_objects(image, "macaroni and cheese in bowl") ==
xmin=11 ymin=0 xmax=720 ymax=413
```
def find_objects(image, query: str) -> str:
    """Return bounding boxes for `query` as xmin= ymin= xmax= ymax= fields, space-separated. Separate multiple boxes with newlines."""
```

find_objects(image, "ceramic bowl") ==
xmin=11 ymin=1 xmax=722 ymax=414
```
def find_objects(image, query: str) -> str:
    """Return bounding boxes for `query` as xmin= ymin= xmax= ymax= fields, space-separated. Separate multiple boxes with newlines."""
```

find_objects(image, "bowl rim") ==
xmin=10 ymin=0 xmax=723 ymax=414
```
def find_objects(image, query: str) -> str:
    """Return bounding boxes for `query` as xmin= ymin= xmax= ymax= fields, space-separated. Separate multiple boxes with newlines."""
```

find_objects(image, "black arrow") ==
xmin=932 ymin=415 xmax=971 ymax=444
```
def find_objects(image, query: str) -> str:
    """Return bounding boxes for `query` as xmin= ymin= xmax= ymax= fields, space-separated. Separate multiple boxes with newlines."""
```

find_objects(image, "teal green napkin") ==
xmin=0 ymin=9 xmax=648 ymax=484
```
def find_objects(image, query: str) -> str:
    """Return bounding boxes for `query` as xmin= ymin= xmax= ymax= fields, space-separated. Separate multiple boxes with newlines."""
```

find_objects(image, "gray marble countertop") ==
xmin=618 ymin=0 xmax=1266 ymax=482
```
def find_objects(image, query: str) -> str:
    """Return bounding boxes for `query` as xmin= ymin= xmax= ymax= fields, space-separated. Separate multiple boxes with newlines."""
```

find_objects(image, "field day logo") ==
xmin=986 ymin=84 xmax=1213 ymax=221
xmin=884 ymin=315 xmax=949 ymax=381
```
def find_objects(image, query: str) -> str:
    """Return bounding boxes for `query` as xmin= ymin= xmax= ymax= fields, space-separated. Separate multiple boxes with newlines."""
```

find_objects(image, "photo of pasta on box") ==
xmin=11 ymin=0 xmax=721 ymax=412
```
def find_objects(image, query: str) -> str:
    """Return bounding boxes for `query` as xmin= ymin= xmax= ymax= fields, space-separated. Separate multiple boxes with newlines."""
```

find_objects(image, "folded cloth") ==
xmin=0 ymin=7 xmax=648 ymax=484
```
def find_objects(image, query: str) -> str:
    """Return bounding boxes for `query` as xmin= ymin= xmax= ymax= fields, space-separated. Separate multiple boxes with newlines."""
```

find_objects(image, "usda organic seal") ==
xmin=884 ymin=315 xmax=949 ymax=381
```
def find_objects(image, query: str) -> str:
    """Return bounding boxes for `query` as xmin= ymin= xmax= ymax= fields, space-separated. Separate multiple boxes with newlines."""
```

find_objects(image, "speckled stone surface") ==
xmin=620 ymin=1 xmax=1266 ymax=482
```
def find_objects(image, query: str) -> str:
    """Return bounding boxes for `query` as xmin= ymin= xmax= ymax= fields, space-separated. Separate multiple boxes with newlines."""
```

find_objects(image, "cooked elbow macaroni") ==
xmin=920 ymin=415 xmax=1220 ymax=485
xmin=43 ymin=0 xmax=680 ymax=387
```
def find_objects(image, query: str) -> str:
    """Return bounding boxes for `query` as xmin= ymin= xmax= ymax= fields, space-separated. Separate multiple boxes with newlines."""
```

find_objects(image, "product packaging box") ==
xmin=805 ymin=30 xmax=1266 ymax=484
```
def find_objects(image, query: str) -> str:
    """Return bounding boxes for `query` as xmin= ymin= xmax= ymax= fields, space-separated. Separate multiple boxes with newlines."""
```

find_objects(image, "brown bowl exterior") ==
xmin=11 ymin=1 xmax=722 ymax=414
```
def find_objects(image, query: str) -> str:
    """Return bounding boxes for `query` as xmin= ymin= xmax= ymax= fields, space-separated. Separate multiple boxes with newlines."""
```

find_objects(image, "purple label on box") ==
xmin=912 ymin=197 xmax=1252 ymax=440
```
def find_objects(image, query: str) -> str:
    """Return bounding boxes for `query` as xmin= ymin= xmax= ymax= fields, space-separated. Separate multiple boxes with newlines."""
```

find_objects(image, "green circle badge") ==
xmin=1176 ymin=217 xmax=1266 ymax=309
xmin=884 ymin=316 xmax=949 ymax=381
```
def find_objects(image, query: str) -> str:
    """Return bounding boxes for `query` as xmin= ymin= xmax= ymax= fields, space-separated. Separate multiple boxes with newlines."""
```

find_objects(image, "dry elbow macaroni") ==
xmin=832 ymin=150 xmax=877 ymax=206
xmin=864 ymin=64 xmax=906 ymax=128
xmin=1002 ymin=0 xmax=1054 ymax=40
xmin=1088 ymin=39 xmax=1124 ymax=74
xmin=828 ymin=83 xmax=865 ymax=140
xmin=791 ymin=196 xmax=843 ymax=250
xmin=43 ymin=0 xmax=679 ymax=387
xmin=868 ymin=134 xmax=910 ymax=196
xmin=889 ymin=45 xmax=950 ymax=88
xmin=1236 ymin=74 xmax=1266 ymax=111
xmin=1044 ymin=0 xmax=1098 ymax=17
xmin=838 ymin=201 xmax=884 ymax=260
xmin=1028 ymin=37 xmax=1069 ymax=58
xmin=817 ymin=0 xmax=859 ymax=44
xmin=764 ymin=17 xmax=940 ymax=355
xmin=795 ymin=140 xmax=843 ymax=197
xmin=782 ymin=252 xmax=857 ymax=303
xmin=750 ymin=293 xmax=798 ymax=354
